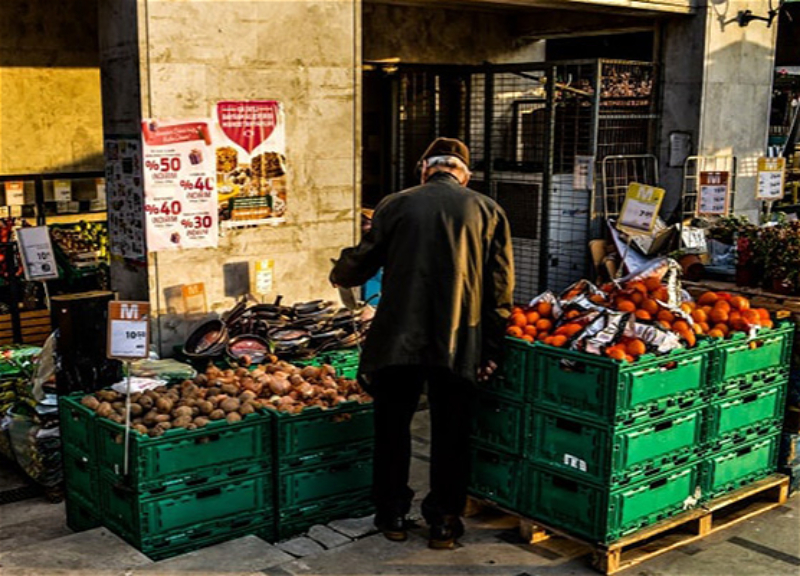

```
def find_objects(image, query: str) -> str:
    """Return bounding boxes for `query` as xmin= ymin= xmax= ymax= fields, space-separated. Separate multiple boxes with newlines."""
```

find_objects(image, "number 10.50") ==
xmin=126 ymin=331 xmax=146 ymax=339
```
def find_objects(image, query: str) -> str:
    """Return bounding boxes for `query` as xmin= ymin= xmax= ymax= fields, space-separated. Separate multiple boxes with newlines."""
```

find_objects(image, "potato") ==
xmin=159 ymin=421 xmax=173 ymax=430
xmin=173 ymin=416 xmax=192 ymax=428
xmin=186 ymin=423 xmax=198 ymax=431
xmin=209 ymin=409 xmax=225 ymax=420
xmin=155 ymin=414 xmax=171 ymax=423
xmin=226 ymin=412 xmax=242 ymax=424
xmin=143 ymin=410 xmax=159 ymax=426
xmin=198 ymin=400 xmax=214 ymax=415
xmin=234 ymin=368 xmax=249 ymax=378
xmin=221 ymin=383 xmax=239 ymax=396
xmin=108 ymin=413 xmax=125 ymax=424
xmin=206 ymin=387 xmax=221 ymax=397
xmin=239 ymin=390 xmax=257 ymax=403
xmin=220 ymin=398 xmax=240 ymax=413
xmin=239 ymin=402 xmax=255 ymax=416
xmin=130 ymin=392 xmax=143 ymax=403
xmin=129 ymin=403 xmax=143 ymax=416
xmin=194 ymin=374 xmax=208 ymax=386
xmin=173 ymin=406 xmax=193 ymax=419
xmin=81 ymin=396 xmax=100 ymax=410
xmin=133 ymin=424 xmax=149 ymax=435
xmin=193 ymin=416 xmax=210 ymax=428
xmin=148 ymin=426 xmax=165 ymax=438
xmin=156 ymin=397 xmax=174 ymax=414
xmin=96 ymin=402 xmax=113 ymax=418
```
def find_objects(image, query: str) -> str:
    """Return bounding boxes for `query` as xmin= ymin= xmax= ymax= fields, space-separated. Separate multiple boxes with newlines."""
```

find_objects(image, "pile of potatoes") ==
xmin=80 ymin=358 xmax=371 ymax=437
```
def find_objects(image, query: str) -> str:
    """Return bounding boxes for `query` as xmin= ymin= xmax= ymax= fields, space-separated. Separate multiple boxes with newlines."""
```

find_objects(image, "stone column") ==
xmin=99 ymin=0 xmax=361 ymax=353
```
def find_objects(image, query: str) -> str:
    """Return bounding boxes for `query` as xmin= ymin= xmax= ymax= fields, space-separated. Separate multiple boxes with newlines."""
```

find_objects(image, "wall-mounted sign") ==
xmin=107 ymin=301 xmax=150 ymax=360
xmin=697 ymin=171 xmax=730 ymax=216
xmin=16 ymin=226 xmax=59 ymax=281
xmin=573 ymin=156 xmax=594 ymax=191
xmin=253 ymin=259 xmax=274 ymax=294
xmin=54 ymin=180 xmax=72 ymax=202
xmin=181 ymin=282 xmax=207 ymax=314
xmin=756 ymin=157 xmax=786 ymax=200
xmin=617 ymin=183 xmax=665 ymax=235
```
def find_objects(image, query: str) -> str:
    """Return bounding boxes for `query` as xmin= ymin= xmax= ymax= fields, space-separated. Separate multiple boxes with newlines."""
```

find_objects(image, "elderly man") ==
xmin=330 ymin=137 xmax=514 ymax=549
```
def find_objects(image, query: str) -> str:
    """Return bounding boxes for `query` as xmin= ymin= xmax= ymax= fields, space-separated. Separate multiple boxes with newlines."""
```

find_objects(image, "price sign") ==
xmin=617 ymin=183 xmax=665 ymax=235
xmin=181 ymin=282 xmax=207 ymax=314
xmin=573 ymin=156 xmax=594 ymax=191
xmin=53 ymin=180 xmax=72 ymax=202
xmin=756 ymin=157 xmax=786 ymax=200
xmin=697 ymin=171 xmax=730 ymax=216
xmin=107 ymin=301 xmax=150 ymax=360
xmin=4 ymin=181 xmax=24 ymax=206
xmin=16 ymin=226 xmax=59 ymax=281
xmin=254 ymin=259 xmax=274 ymax=294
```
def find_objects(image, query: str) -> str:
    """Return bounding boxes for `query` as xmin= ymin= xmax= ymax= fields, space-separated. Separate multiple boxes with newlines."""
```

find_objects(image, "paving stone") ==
xmin=276 ymin=536 xmax=325 ymax=558
xmin=140 ymin=535 xmax=292 ymax=572
xmin=306 ymin=524 xmax=351 ymax=549
xmin=327 ymin=515 xmax=377 ymax=539
xmin=0 ymin=527 xmax=152 ymax=571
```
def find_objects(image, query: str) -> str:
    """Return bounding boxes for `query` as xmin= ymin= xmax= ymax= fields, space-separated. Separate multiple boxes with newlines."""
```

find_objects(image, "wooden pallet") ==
xmin=0 ymin=309 xmax=51 ymax=346
xmin=468 ymin=474 xmax=790 ymax=575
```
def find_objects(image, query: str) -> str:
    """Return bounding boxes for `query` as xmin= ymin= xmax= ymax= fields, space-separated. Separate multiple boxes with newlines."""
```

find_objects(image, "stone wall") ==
xmin=0 ymin=0 xmax=103 ymax=174
xmin=124 ymin=0 xmax=361 ymax=354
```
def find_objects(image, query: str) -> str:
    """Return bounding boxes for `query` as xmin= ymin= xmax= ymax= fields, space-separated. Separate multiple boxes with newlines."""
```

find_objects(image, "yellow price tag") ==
xmin=617 ymin=183 xmax=665 ymax=235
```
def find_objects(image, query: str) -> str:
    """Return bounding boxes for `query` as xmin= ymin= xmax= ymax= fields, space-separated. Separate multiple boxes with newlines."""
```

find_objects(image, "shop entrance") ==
xmin=363 ymin=59 xmax=658 ymax=301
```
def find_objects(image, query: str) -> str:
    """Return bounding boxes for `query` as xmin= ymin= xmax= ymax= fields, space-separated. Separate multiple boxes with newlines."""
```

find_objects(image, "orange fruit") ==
xmin=657 ymin=310 xmax=675 ymax=323
xmin=644 ymin=277 xmax=662 ymax=292
xmin=629 ymin=281 xmax=648 ymax=294
xmin=544 ymin=336 xmax=554 ymax=346
xmin=652 ymin=287 xmax=669 ymax=301
xmin=627 ymin=339 xmax=647 ymax=356
xmin=679 ymin=329 xmax=696 ymax=347
xmin=714 ymin=300 xmax=731 ymax=313
xmin=589 ymin=294 xmax=607 ymax=305
xmin=701 ymin=305 xmax=713 ymax=315
xmin=712 ymin=323 xmax=729 ymax=336
xmin=521 ymin=334 xmax=534 ymax=342
xmin=709 ymin=308 xmax=729 ymax=324
xmin=698 ymin=292 xmax=719 ymax=306
xmin=707 ymin=329 xmax=725 ymax=338
xmin=658 ymin=320 xmax=672 ymax=330
xmin=680 ymin=302 xmax=695 ymax=314
xmin=641 ymin=299 xmax=659 ymax=315
xmin=730 ymin=318 xmax=749 ymax=332
xmin=699 ymin=322 xmax=710 ymax=332
xmin=673 ymin=320 xmax=690 ymax=333
xmin=524 ymin=325 xmax=538 ymax=337
xmin=630 ymin=292 xmax=644 ymax=305
xmin=729 ymin=310 xmax=742 ymax=324
xmin=692 ymin=309 xmax=708 ymax=323
xmin=623 ymin=354 xmax=635 ymax=363
xmin=551 ymin=335 xmax=568 ymax=347
xmin=635 ymin=310 xmax=652 ymax=321
xmin=617 ymin=299 xmax=636 ymax=313
xmin=537 ymin=331 xmax=549 ymax=342
xmin=762 ymin=319 xmax=774 ymax=329
xmin=756 ymin=308 xmax=770 ymax=320
xmin=607 ymin=348 xmax=626 ymax=361
xmin=742 ymin=310 xmax=760 ymax=325
xmin=692 ymin=323 xmax=704 ymax=334
xmin=525 ymin=311 xmax=540 ymax=324
xmin=512 ymin=306 xmax=524 ymax=315
xmin=717 ymin=292 xmax=732 ymax=301
xmin=507 ymin=326 xmax=523 ymax=337
xmin=565 ymin=309 xmax=581 ymax=320
xmin=511 ymin=313 xmax=527 ymax=327
xmin=730 ymin=296 xmax=750 ymax=311
xmin=536 ymin=318 xmax=553 ymax=332
xmin=556 ymin=323 xmax=583 ymax=337
xmin=537 ymin=301 xmax=553 ymax=317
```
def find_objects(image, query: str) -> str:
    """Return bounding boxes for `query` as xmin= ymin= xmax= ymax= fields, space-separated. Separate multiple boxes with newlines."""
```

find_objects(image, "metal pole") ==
xmin=123 ymin=360 xmax=132 ymax=476
xmin=538 ymin=65 xmax=557 ymax=292
xmin=484 ymin=66 xmax=495 ymax=200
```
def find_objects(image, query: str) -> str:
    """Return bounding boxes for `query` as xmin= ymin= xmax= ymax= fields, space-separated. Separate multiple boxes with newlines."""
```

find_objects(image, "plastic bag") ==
xmin=0 ymin=412 xmax=14 ymax=461
xmin=9 ymin=405 xmax=62 ymax=487
xmin=128 ymin=358 xmax=196 ymax=381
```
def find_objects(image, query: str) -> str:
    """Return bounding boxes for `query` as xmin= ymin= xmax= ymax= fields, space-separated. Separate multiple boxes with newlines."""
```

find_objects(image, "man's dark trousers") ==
xmin=370 ymin=365 xmax=475 ymax=526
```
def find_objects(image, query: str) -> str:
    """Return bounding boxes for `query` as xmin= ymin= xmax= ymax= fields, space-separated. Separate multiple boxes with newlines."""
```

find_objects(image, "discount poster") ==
xmin=214 ymin=101 xmax=287 ymax=227
xmin=141 ymin=119 xmax=219 ymax=250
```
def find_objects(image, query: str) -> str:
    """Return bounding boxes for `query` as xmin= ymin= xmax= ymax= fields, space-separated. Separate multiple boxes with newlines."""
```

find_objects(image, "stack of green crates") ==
xmin=292 ymin=348 xmax=360 ymax=380
xmin=59 ymin=394 xmax=274 ymax=559
xmin=700 ymin=322 xmax=792 ymax=498
xmin=471 ymin=337 xmax=713 ymax=543
xmin=271 ymin=400 xmax=374 ymax=539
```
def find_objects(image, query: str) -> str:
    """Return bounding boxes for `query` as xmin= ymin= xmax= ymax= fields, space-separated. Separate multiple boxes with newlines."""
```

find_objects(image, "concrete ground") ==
xmin=0 ymin=409 xmax=799 ymax=576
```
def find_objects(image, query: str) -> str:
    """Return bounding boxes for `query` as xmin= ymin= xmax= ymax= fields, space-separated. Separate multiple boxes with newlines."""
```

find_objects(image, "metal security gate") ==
xmin=367 ymin=59 xmax=658 ymax=302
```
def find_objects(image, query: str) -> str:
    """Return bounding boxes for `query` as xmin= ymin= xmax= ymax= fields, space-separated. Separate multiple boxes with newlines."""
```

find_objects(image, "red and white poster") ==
xmin=141 ymin=119 xmax=218 ymax=250
xmin=214 ymin=101 xmax=287 ymax=227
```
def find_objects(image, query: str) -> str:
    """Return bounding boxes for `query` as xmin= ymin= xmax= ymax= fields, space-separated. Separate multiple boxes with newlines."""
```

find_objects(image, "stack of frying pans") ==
xmin=182 ymin=296 xmax=370 ymax=363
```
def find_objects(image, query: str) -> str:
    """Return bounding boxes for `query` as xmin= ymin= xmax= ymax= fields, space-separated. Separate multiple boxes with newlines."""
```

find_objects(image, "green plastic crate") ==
xmin=58 ymin=394 xmax=97 ymax=459
xmin=100 ymin=470 xmax=271 ymax=545
xmin=276 ymin=493 xmax=373 ymax=540
xmin=712 ymin=365 xmax=788 ymax=398
xmin=528 ymin=407 xmax=702 ymax=485
xmin=521 ymin=463 xmax=702 ymax=544
xmin=272 ymin=401 xmax=374 ymax=470
xmin=534 ymin=342 xmax=711 ymax=424
xmin=702 ymin=433 xmax=780 ymax=498
xmin=65 ymin=492 xmax=101 ymax=533
xmin=63 ymin=448 xmax=98 ymax=506
xmin=468 ymin=445 xmax=522 ymax=511
xmin=133 ymin=512 xmax=273 ymax=560
xmin=277 ymin=455 xmax=372 ymax=509
xmin=482 ymin=337 xmax=536 ymax=402
xmin=704 ymin=384 xmax=785 ymax=446
xmin=472 ymin=391 xmax=525 ymax=456
xmin=96 ymin=412 xmax=270 ymax=491
xmin=710 ymin=322 xmax=794 ymax=387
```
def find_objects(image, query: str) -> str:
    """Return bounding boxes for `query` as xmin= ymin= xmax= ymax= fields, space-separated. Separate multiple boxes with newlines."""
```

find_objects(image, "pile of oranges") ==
xmin=681 ymin=291 xmax=772 ymax=338
xmin=604 ymin=336 xmax=648 ymax=363
xmin=506 ymin=300 xmax=574 ymax=347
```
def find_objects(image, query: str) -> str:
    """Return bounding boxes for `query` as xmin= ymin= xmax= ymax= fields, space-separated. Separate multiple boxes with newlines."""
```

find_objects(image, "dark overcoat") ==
xmin=331 ymin=171 xmax=514 ymax=383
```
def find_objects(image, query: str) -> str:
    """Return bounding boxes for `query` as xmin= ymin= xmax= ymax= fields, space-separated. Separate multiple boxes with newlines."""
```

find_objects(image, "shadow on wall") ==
xmin=0 ymin=0 xmax=100 ymax=67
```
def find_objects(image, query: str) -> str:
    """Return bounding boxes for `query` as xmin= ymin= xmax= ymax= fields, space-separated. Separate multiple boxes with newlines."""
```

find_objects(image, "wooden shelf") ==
xmin=45 ymin=212 xmax=106 ymax=225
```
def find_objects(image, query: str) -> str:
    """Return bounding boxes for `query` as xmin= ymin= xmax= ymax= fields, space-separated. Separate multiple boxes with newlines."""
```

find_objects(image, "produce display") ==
xmin=507 ymin=261 xmax=780 ymax=362
xmin=80 ymin=358 xmax=371 ymax=437
xmin=50 ymin=222 xmax=109 ymax=263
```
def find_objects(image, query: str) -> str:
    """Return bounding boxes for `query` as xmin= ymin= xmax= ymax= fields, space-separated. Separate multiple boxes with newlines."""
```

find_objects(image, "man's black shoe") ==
xmin=428 ymin=517 xmax=464 ymax=549
xmin=375 ymin=515 xmax=408 ymax=542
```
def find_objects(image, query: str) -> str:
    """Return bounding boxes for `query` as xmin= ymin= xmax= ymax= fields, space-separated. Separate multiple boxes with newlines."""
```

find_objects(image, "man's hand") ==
xmin=477 ymin=360 xmax=498 ymax=383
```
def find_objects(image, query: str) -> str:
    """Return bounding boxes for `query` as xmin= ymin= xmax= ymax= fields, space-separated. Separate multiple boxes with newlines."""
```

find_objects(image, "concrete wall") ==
xmin=0 ymin=0 xmax=103 ymax=174
xmin=364 ymin=3 xmax=545 ymax=64
xmin=106 ymin=0 xmax=361 ymax=354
